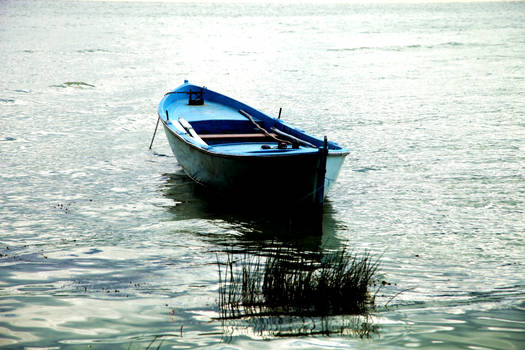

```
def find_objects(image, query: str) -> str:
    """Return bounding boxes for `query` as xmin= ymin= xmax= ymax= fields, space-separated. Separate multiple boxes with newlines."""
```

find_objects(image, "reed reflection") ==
xmin=217 ymin=248 xmax=380 ymax=339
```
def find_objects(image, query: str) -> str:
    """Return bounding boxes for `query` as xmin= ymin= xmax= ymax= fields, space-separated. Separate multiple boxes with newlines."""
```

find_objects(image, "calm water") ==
xmin=1 ymin=0 xmax=524 ymax=348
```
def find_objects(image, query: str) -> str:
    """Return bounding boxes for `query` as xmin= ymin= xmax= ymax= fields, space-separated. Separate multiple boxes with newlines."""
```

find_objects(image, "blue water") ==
xmin=1 ymin=0 xmax=524 ymax=349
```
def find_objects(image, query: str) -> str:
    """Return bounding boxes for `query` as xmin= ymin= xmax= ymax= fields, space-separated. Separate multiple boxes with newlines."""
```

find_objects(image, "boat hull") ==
xmin=162 ymin=123 xmax=337 ymax=209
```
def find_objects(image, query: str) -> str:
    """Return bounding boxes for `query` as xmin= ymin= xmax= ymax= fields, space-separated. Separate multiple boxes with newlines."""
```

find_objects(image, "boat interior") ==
xmin=161 ymin=87 xmax=342 ymax=155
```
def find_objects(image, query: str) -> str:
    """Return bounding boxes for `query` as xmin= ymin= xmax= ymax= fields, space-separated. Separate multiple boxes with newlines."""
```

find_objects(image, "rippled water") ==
xmin=1 ymin=0 xmax=524 ymax=349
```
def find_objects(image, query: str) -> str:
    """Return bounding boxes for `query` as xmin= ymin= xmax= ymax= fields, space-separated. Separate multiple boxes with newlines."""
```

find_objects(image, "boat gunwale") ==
xmin=160 ymin=114 xmax=349 ymax=161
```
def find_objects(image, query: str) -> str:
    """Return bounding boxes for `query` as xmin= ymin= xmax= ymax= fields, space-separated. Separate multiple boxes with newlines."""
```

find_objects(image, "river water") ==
xmin=1 ymin=0 xmax=524 ymax=349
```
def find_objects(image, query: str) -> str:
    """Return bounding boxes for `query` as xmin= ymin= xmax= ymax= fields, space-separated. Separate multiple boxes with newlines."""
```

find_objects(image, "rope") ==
xmin=149 ymin=114 xmax=161 ymax=149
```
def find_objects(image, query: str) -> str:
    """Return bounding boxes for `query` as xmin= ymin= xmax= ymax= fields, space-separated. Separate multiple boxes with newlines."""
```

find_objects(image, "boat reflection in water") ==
xmin=161 ymin=171 xmax=345 ymax=246
xmin=161 ymin=172 xmax=380 ymax=340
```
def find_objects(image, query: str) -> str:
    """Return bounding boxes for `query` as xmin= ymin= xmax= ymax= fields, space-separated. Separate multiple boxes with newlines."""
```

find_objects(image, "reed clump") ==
xmin=218 ymin=248 xmax=379 ymax=320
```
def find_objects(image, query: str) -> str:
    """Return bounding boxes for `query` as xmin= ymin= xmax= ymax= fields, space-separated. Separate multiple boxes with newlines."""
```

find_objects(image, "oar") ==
xmin=238 ymin=109 xmax=290 ymax=145
xmin=271 ymin=127 xmax=317 ymax=148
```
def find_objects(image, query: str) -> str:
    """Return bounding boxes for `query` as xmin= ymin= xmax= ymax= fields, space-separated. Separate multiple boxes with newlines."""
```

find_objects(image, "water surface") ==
xmin=1 ymin=0 xmax=524 ymax=349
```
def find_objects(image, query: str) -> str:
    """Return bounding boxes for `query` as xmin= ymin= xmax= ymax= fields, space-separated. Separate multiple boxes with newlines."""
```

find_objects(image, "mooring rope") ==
xmin=149 ymin=114 xmax=161 ymax=150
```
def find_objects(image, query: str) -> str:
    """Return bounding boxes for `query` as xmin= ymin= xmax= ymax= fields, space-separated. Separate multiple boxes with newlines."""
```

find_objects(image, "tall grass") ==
xmin=217 ymin=248 xmax=380 ymax=337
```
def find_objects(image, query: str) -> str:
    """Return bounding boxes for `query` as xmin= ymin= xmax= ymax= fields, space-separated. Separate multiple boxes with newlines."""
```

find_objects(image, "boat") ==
xmin=155 ymin=80 xmax=349 ymax=216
